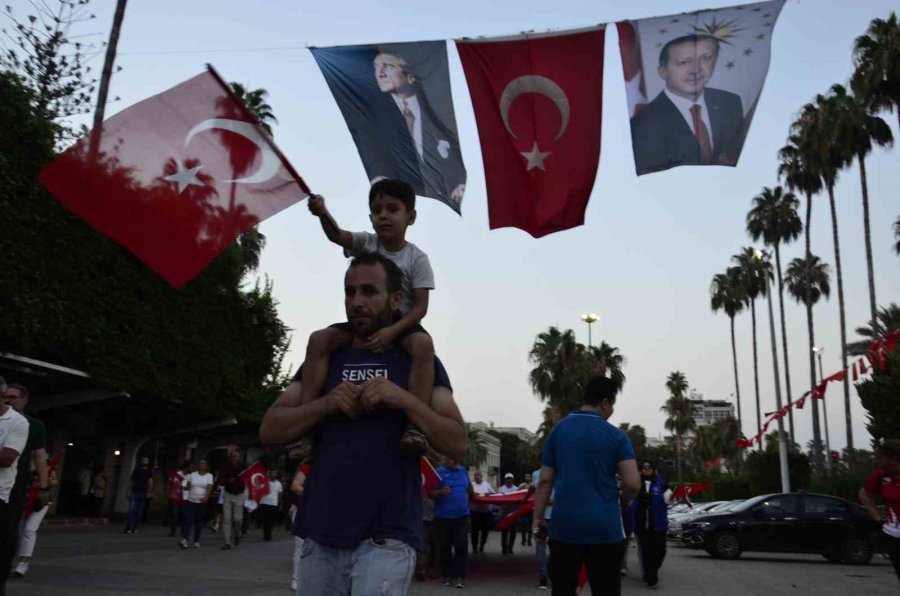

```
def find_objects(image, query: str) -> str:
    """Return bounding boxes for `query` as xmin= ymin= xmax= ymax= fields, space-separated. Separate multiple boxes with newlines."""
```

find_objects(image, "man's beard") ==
xmin=351 ymin=307 xmax=395 ymax=338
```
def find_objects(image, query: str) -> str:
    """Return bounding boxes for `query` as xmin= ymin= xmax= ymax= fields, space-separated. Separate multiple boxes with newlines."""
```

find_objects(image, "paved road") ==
xmin=8 ymin=524 xmax=898 ymax=595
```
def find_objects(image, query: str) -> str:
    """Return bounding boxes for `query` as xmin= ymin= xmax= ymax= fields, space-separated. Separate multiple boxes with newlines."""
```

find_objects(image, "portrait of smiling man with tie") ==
xmin=629 ymin=34 xmax=745 ymax=176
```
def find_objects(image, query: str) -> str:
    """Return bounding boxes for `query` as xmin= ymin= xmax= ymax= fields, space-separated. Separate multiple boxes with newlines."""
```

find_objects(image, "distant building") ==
xmin=491 ymin=426 xmax=537 ymax=445
xmin=467 ymin=422 xmax=502 ymax=487
xmin=689 ymin=398 xmax=735 ymax=428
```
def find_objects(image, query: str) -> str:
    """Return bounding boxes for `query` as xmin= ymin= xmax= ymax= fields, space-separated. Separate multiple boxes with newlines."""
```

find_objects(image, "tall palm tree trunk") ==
xmin=804 ymin=192 xmax=824 ymax=472
xmin=827 ymin=183 xmax=854 ymax=468
xmin=858 ymin=153 xmax=879 ymax=338
xmin=751 ymin=301 xmax=762 ymax=451
xmin=90 ymin=0 xmax=129 ymax=156
xmin=774 ymin=243 xmax=794 ymax=441
xmin=730 ymin=315 xmax=744 ymax=472
xmin=676 ymin=434 xmax=683 ymax=484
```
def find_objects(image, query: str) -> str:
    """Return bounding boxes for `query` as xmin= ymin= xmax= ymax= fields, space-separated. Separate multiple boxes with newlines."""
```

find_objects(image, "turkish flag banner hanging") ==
xmin=456 ymin=27 xmax=605 ymax=238
xmin=39 ymin=66 xmax=309 ymax=288
xmin=239 ymin=460 xmax=270 ymax=502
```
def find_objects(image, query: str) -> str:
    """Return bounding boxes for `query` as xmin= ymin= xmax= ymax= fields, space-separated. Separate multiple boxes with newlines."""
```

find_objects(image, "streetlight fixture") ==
xmin=812 ymin=346 xmax=832 ymax=470
xmin=580 ymin=313 xmax=599 ymax=347
xmin=756 ymin=249 xmax=791 ymax=493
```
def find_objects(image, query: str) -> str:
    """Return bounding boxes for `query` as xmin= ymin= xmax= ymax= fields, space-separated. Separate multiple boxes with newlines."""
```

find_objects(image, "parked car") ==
xmin=668 ymin=500 xmax=744 ymax=540
xmin=666 ymin=501 xmax=725 ymax=540
xmin=681 ymin=492 xmax=880 ymax=564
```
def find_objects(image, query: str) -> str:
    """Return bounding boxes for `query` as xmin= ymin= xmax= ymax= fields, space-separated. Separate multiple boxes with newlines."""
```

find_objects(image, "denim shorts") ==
xmin=297 ymin=537 xmax=416 ymax=596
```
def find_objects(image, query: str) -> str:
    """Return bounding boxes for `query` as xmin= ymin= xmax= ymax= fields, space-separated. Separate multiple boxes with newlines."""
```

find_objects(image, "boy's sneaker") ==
xmin=11 ymin=560 xmax=28 ymax=578
xmin=400 ymin=427 xmax=430 ymax=457
xmin=538 ymin=577 xmax=548 ymax=589
xmin=442 ymin=577 xmax=452 ymax=586
xmin=193 ymin=542 xmax=201 ymax=549
xmin=454 ymin=579 xmax=466 ymax=589
xmin=178 ymin=538 xmax=188 ymax=549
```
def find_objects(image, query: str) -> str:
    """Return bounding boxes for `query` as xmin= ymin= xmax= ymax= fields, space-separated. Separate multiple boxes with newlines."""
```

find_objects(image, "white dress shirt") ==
xmin=391 ymin=93 xmax=423 ymax=159
xmin=664 ymin=88 xmax=714 ymax=150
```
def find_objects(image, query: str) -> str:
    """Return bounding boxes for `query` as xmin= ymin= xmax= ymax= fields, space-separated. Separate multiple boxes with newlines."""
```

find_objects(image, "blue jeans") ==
xmin=536 ymin=539 xmax=548 ymax=579
xmin=126 ymin=494 xmax=146 ymax=531
xmin=297 ymin=538 xmax=415 ymax=596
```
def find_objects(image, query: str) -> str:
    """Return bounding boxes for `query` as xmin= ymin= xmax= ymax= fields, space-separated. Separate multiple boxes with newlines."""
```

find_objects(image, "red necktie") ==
xmin=690 ymin=104 xmax=713 ymax=165
xmin=401 ymin=99 xmax=415 ymax=140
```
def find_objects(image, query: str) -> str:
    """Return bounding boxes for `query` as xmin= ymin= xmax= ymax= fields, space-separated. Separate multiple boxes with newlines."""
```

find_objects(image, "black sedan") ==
xmin=680 ymin=492 xmax=880 ymax=564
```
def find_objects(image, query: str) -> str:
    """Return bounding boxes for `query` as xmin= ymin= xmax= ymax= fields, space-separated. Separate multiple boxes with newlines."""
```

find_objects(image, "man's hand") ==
xmin=359 ymin=377 xmax=410 ymax=411
xmin=532 ymin=518 xmax=548 ymax=543
xmin=307 ymin=194 xmax=327 ymax=217
xmin=326 ymin=381 xmax=362 ymax=417
xmin=365 ymin=326 xmax=397 ymax=353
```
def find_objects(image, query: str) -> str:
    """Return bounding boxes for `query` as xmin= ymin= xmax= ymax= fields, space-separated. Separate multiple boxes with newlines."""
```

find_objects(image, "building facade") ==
xmin=689 ymin=399 xmax=735 ymax=428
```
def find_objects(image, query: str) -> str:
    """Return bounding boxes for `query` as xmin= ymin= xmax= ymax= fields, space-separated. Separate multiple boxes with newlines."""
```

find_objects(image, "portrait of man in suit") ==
xmin=311 ymin=42 xmax=467 ymax=213
xmin=630 ymin=34 xmax=745 ymax=176
xmin=369 ymin=51 xmax=466 ymax=209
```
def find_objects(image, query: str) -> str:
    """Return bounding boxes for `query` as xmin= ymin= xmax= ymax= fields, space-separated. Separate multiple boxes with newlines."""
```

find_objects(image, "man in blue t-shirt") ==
xmin=260 ymin=253 xmax=467 ymax=596
xmin=532 ymin=376 xmax=640 ymax=595
xmin=431 ymin=456 xmax=472 ymax=588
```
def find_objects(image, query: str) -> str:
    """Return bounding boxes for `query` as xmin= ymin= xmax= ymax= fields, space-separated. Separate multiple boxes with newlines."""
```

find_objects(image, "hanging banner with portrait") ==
xmin=311 ymin=42 xmax=467 ymax=213
xmin=617 ymin=0 xmax=786 ymax=176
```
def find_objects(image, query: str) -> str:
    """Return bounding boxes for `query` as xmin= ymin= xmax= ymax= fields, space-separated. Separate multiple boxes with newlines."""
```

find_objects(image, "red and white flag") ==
xmin=616 ymin=21 xmax=647 ymax=118
xmin=39 ymin=66 xmax=309 ymax=288
xmin=421 ymin=457 xmax=441 ymax=494
xmin=456 ymin=27 xmax=605 ymax=238
xmin=239 ymin=460 xmax=270 ymax=502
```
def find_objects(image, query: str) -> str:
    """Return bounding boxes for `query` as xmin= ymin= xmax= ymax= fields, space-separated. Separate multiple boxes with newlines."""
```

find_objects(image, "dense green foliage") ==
xmin=857 ymin=352 xmax=900 ymax=447
xmin=487 ymin=430 xmax=539 ymax=482
xmin=0 ymin=71 xmax=290 ymax=421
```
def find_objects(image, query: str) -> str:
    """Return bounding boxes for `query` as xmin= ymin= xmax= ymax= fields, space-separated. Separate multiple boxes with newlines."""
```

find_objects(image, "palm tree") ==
xmin=849 ymin=303 xmax=900 ymax=355
xmin=228 ymin=82 xmax=279 ymax=277
xmin=618 ymin=423 xmax=648 ymax=454
xmin=732 ymin=247 xmax=770 ymax=449
xmin=583 ymin=342 xmax=626 ymax=393
xmin=746 ymin=186 xmax=803 ymax=440
xmin=784 ymin=254 xmax=831 ymax=471
xmin=661 ymin=371 xmax=695 ymax=483
xmin=852 ymin=12 xmax=900 ymax=132
xmin=895 ymin=216 xmax=900 ymax=254
xmin=828 ymin=84 xmax=894 ymax=338
xmin=710 ymin=266 xmax=746 ymax=439
xmin=793 ymin=93 xmax=856 ymax=466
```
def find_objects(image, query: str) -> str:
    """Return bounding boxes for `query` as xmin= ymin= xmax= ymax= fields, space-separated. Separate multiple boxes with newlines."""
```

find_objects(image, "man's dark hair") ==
xmin=641 ymin=459 xmax=655 ymax=471
xmin=658 ymin=34 xmax=720 ymax=68
xmin=369 ymin=178 xmax=416 ymax=211
xmin=8 ymin=383 xmax=29 ymax=400
xmin=348 ymin=252 xmax=403 ymax=296
xmin=878 ymin=439 xmax=900 ymax=460
xmin=584 ymin=376 xmax=619 ymax=407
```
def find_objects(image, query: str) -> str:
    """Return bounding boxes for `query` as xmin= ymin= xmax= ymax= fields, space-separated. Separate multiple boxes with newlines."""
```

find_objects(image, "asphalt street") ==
xmin=7 ymin=523 xmax=898 ymax=595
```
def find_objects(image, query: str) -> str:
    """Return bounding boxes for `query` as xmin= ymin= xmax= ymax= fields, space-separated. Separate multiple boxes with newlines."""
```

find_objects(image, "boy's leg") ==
xmin=299 ymin=328 xmax=353 ymax=408
xmin=400 ymin=332 xmax=435 ymax=456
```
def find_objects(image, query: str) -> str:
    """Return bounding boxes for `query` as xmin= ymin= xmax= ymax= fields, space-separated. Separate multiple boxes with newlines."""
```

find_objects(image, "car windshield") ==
xmin=731 ymin=495 xmax=772 ymax=512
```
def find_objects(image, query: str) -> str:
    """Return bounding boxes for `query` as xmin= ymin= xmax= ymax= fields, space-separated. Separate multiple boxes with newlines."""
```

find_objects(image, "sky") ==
xmin=44 ymin=0 xmax=900 ymax=451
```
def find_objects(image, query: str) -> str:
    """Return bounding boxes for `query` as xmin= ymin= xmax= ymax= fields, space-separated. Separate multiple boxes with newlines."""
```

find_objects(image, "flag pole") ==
xmin=90 ymin=0 xmax=129 ymax=158
xmin=205 ymin=64 xmax=312 ymax=196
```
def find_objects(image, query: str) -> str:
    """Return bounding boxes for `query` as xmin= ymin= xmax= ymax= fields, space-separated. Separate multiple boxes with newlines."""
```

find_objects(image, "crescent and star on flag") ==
xmin=163 ymin=118 xmax=280 ymax=194
xmin=498 ymin=75 xmax=571 ymax=172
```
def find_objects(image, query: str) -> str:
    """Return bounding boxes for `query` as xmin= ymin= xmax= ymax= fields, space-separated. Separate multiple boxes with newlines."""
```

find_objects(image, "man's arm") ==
xmin=858 ymin=487 xmax=882 ymax=523
xmin=308 ymin=194 xmax=353 ymax=249
xmin=260 ymin=379 xmax=360 ymax=445
xmin=617 ymin=459 xmax=640 ymax=505
xmin=147 ymin=475 xmax=154 ymax=496
xmin=359 ymin=381 xmax=466 ymax=461
xmin=34 ymin=447 xmax=49 ymax=493
xmin=0 ymin=417 xmax=28 ymax=468
xmin=0 ymin=448 xmax=20 ymax=468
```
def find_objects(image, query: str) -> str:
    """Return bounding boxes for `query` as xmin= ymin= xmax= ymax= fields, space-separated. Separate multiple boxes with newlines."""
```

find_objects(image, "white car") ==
xmin=667 ymin=501 xmax=726 ymax=540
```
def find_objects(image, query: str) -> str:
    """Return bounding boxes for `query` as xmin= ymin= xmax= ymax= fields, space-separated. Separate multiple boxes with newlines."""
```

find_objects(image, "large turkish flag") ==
xmin=39 ymin=67 xmax=309 ymax=288
xmin=239 ymin=460 xmax=270 ymax=502
xmin=456 ymin=28 xmax=605 ymax=238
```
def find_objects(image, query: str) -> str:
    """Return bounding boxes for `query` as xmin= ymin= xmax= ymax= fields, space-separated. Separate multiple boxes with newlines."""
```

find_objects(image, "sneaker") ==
xmin=290 ymin=580 xmax=297 ymax=591
xmin=11 ymin=561 xmax=27 ymax=578
xmin=400 ymin=427 xmax=430 ymax=457
xmin=220 ymin=544 xmax=232 ymax=550
xmin=648 ymin=584 xmax=658 ymax=590
xmin=443 ymin=578 xmax=452 ymax=586
xmin=538 ymin=577 xmax=548 ymax=590
xmin=211 ymin=523 xmax=219 ymax=533
xmin=454 ymin=579 xmax=466 ymax=588
xmin=178 ymin=538 xmax=188 ymax=549
xmin=124 ymin=529 xmax=133 ymax=534
xmin=620 ymin=568 xmax=627 ymax=576
xmin=193 ymin=542 xmax=201 ymax=549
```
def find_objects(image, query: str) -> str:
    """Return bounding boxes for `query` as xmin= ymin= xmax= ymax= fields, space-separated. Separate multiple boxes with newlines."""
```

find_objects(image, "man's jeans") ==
xmin=297 ymin=538 xmax=415 ymax=596
xmin=126 ymin=494 xmax=146 ymax=532
xmin=536 ymin=539 xmax=548 ymax=579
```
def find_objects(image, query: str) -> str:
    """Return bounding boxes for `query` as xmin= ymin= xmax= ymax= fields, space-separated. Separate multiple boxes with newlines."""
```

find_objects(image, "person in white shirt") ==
xmin=497 ymin=473 xmax=522 ymax=555
xmin=469 ymin=470 xmax=494 ymax=553
xmin=179 ymin=459 xmax=214 ymax=549
xmin=0 ymin=375 xmax=29 ymax=590
xmin=259 ymin=468 xmax=283 ymax=541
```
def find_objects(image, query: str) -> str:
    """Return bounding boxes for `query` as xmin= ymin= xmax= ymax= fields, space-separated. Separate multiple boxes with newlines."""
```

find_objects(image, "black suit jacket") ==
xmin=358 ymin=88 xmax=467 ymax=212
xmin=630 ymin=87 xmax=744 ymax=176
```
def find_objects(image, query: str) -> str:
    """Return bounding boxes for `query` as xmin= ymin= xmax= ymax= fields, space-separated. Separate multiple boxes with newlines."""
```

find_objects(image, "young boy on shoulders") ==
xmin=303 ymin=178 xmax=435 ymax=456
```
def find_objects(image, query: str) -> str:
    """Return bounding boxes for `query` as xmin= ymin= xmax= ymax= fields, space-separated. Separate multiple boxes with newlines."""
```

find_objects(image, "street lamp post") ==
xmin=813 ymin=346 xmax=832 ymax=470
xmin=757 ymin=249 xmax=791 ymax=493
xmin=581 ymin=313 xmax=599 ymax=348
